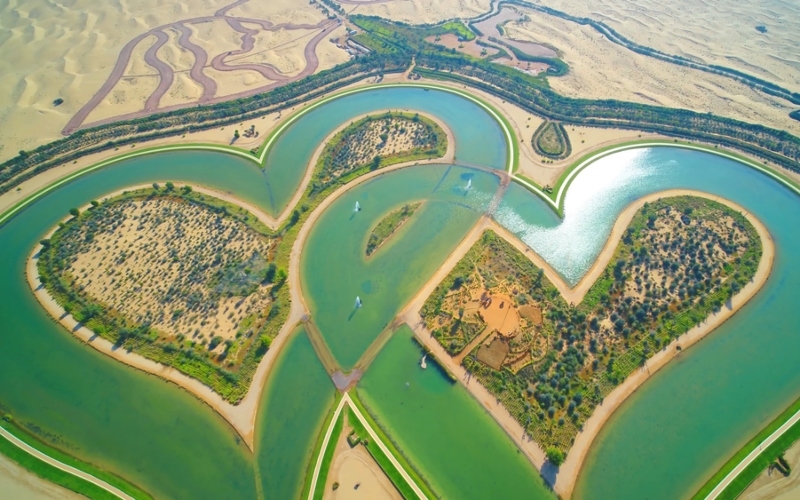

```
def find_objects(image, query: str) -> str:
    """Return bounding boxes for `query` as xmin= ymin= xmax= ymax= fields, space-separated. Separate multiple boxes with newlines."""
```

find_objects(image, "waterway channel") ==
xmin=0 ymin=87 xmax=797 ymax=499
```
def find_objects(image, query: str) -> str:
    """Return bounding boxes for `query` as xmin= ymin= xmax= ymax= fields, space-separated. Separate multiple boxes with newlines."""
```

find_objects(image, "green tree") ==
xmin=165 ymin=182 xmax=175 ymax=191
xmin=370 ymin=155 xmax=381 ymax=171
xmin=546 ymin=447 xmax=565 ymax=466
xmin=69 ymin=208 xmax=79 ymax=217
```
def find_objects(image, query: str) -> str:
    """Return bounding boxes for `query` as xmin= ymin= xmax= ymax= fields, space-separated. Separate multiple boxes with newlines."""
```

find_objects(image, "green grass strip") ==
xmin=312 ymin=410 xmax=344 ymax=500
xmin=300 ymin=392 xmax=343 ymax=500
xmin=692 ymin=396 xmax=800 ymax=499
xmin=346 ymin=406 xmax=417 ymax=499
xmin=0 ymin=419 xmax=151 ymax=499
xmin=349 ymin=391 xmax=437 ymax=499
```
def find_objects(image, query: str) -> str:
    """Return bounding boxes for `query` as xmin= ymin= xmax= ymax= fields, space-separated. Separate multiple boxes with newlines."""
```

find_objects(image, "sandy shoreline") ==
xmin=400 ymin=189 xmax=774 ymax=497
xmin=22 ymin=114 xmax=455 ymax=450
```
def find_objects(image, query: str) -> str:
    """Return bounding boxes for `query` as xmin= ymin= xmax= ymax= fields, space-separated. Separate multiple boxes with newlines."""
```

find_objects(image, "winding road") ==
xmin=63 ymin=0 xmax=339 ymax=134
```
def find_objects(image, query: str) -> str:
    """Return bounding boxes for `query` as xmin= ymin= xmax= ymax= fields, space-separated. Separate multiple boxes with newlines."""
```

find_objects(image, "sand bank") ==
xmin=400 ymin=190 xmax=774 ymax=496
xmin=22 ymin=111 xmax=454 ymax=449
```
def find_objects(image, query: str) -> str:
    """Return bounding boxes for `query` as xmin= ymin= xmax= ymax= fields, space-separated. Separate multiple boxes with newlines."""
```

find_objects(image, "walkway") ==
xmin=0 ymin=426 xmax=133 ymax=500
xmin=706 ymin=409 xmax=800 ymax=499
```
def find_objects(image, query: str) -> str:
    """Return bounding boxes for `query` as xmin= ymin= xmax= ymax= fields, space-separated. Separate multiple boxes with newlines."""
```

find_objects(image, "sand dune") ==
xmin=0 ymin=0 xmax=349 ymax=162
xmin=503 ymin=9 xmax=800 ymax=136
xmin=536 ymin=0 xmax=800 ymax=93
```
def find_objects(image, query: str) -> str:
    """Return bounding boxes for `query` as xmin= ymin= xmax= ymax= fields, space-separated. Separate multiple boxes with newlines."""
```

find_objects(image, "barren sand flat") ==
xmin=0 ymin=452 xmax=82 ymax=500
xmin=537 ymin=0 xmax=800 ymax=93
xmin=0 ymin=0 xmax=221 ymax=161
xmin=343 ymin=0 xmax=491 ymax=24
xmin=0 ymin=0 xmax=347 ymax=162
xmin=503 ymin=10 xmax=800 ymax=136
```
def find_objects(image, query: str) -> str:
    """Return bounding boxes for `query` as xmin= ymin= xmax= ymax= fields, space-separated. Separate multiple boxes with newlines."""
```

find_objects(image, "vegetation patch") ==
xmin=310 ymin=111 xmax=447 ymax=200
xmin=37 ymin=185 xmax=289 ymax=403
xmin=366 ymin=202 xmax=422 ymax=257
xmin=532 ymin=121 xmax=572 ymax=159
xmin=421 ymin=196 xmax=762 ymax=455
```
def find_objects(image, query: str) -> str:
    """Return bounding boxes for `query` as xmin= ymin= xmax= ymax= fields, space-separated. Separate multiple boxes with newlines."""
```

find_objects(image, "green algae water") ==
xmin=493 ymin=147 xmax=800 ymax=499
xmin=359 ymin=326 xmax=554 ymax=499
xmin=301 ymin=164 xmax=499 ymax=369
xmin=0 ymin=157 xmax=258 ymax=499
xmin=254 ymin=327 xmax=335 ymax=499
xmin=261 ymin=87 xmax=506 ymax=215
xmin=1 ymin=83 xmax=799 ymax=500
xmin=0 ymin=87 xmax=507 ymax=499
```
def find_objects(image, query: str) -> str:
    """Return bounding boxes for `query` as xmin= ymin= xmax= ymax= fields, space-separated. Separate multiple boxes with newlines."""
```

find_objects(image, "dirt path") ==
xmin=397 ymin=190 xmax=775 ymax=497
xmin=63 ymin=0 xmax=339 ymax=134
xmin=173 ymin=23 xmax=217 ymax=102
xmin=142 ymin=30 xmax=174 ymax=112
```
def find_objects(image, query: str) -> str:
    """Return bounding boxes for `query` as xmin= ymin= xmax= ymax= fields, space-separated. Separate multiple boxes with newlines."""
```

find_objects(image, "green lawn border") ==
xmin=311 ymin=409 xmax=343 ymax=500
xmin=349 ymin=391 xmax=438 ymax=499
xmin=300 ymin=391 xmax=344 ymax=500
xmin=511 ymin=138 xmax=800 ymax=217
xmin=0 ymin=418 xmax=151 ymax=499
xmin=0 ymin=82 xmax=516 ymax=230
xmin=345 ymin=405 xmax=418 ymax=499
xmin=692 ymin=397 xmax=800 ymax=499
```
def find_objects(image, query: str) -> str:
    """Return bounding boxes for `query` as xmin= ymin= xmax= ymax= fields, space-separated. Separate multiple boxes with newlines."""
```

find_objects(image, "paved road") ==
xmin=0 ymin=426 xmax=134 ymax=500
xmin=706 ymin=408 xmax=800 ymax=499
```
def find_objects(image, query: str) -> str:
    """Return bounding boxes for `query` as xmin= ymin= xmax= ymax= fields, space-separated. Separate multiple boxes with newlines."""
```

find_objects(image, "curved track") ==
xmin=173 ymin=23 xmax=217 ymax=102
xmin=63 ymin=0 xmax=339 ymax=134
xmin=143 ymin=30 xmax=174 ymax=112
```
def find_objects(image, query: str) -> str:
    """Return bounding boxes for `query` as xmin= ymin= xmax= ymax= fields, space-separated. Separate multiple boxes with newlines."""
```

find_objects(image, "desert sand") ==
xmin=0 ymin=0 xmax=349 ymax=162
xmin=536 ymin=0 xmax=800 ymax=94
xmin=0 ymin=452 xmax=82 ymax=500
xmin=502 ymin=7 xmax=800 ymax=137
xmin=401 ymin=190 xmax=773 ymax=497
xmin=741 ymin=437 xmax=800 ymax=500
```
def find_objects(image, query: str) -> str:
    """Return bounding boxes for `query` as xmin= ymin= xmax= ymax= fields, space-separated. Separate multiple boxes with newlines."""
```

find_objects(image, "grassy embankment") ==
xmin=348 ymin=392 xmax=437 ymax=499
xmin=0 ymin=417 xmax=151 ymax=499
xmin=692 ymin=397 xmax=800 ymax=499
xmin=299 ymin=393 xmax=344 ymax=500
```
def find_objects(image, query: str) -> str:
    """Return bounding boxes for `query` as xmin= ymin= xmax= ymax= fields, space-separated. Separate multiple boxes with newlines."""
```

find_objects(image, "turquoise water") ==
xmin=359 ymin=326 xmax=555 ymax=499
xmin=301 ymin=164 xmax=499 ymax=369
xmin=0 ymin=88 xmax=506 ymax=498
xmin=0 ymin=84 xmax=798 ymax=500
xmin=0 ymin=157 xmax=258 ymax=498
xmin=262 ymin=87 xmax=506 ymax=214
xmin=493 ymin=147 xmax=800 ymax=499
xmin=254 ymin=327 xmax=335 ymax=499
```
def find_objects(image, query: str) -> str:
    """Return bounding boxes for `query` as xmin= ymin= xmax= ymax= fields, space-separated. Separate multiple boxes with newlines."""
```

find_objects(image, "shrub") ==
xmin=546 ymin=447 xmax=565 ymax=466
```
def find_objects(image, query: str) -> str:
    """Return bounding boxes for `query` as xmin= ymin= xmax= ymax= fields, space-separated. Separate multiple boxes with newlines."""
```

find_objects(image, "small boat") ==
xmin=420 ymin=354 xmax=427 ymax=369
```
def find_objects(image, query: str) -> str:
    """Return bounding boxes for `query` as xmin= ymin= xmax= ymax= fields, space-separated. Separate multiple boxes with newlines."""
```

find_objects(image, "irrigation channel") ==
xmin=0 ymin=85 xmax=798 ymax=499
